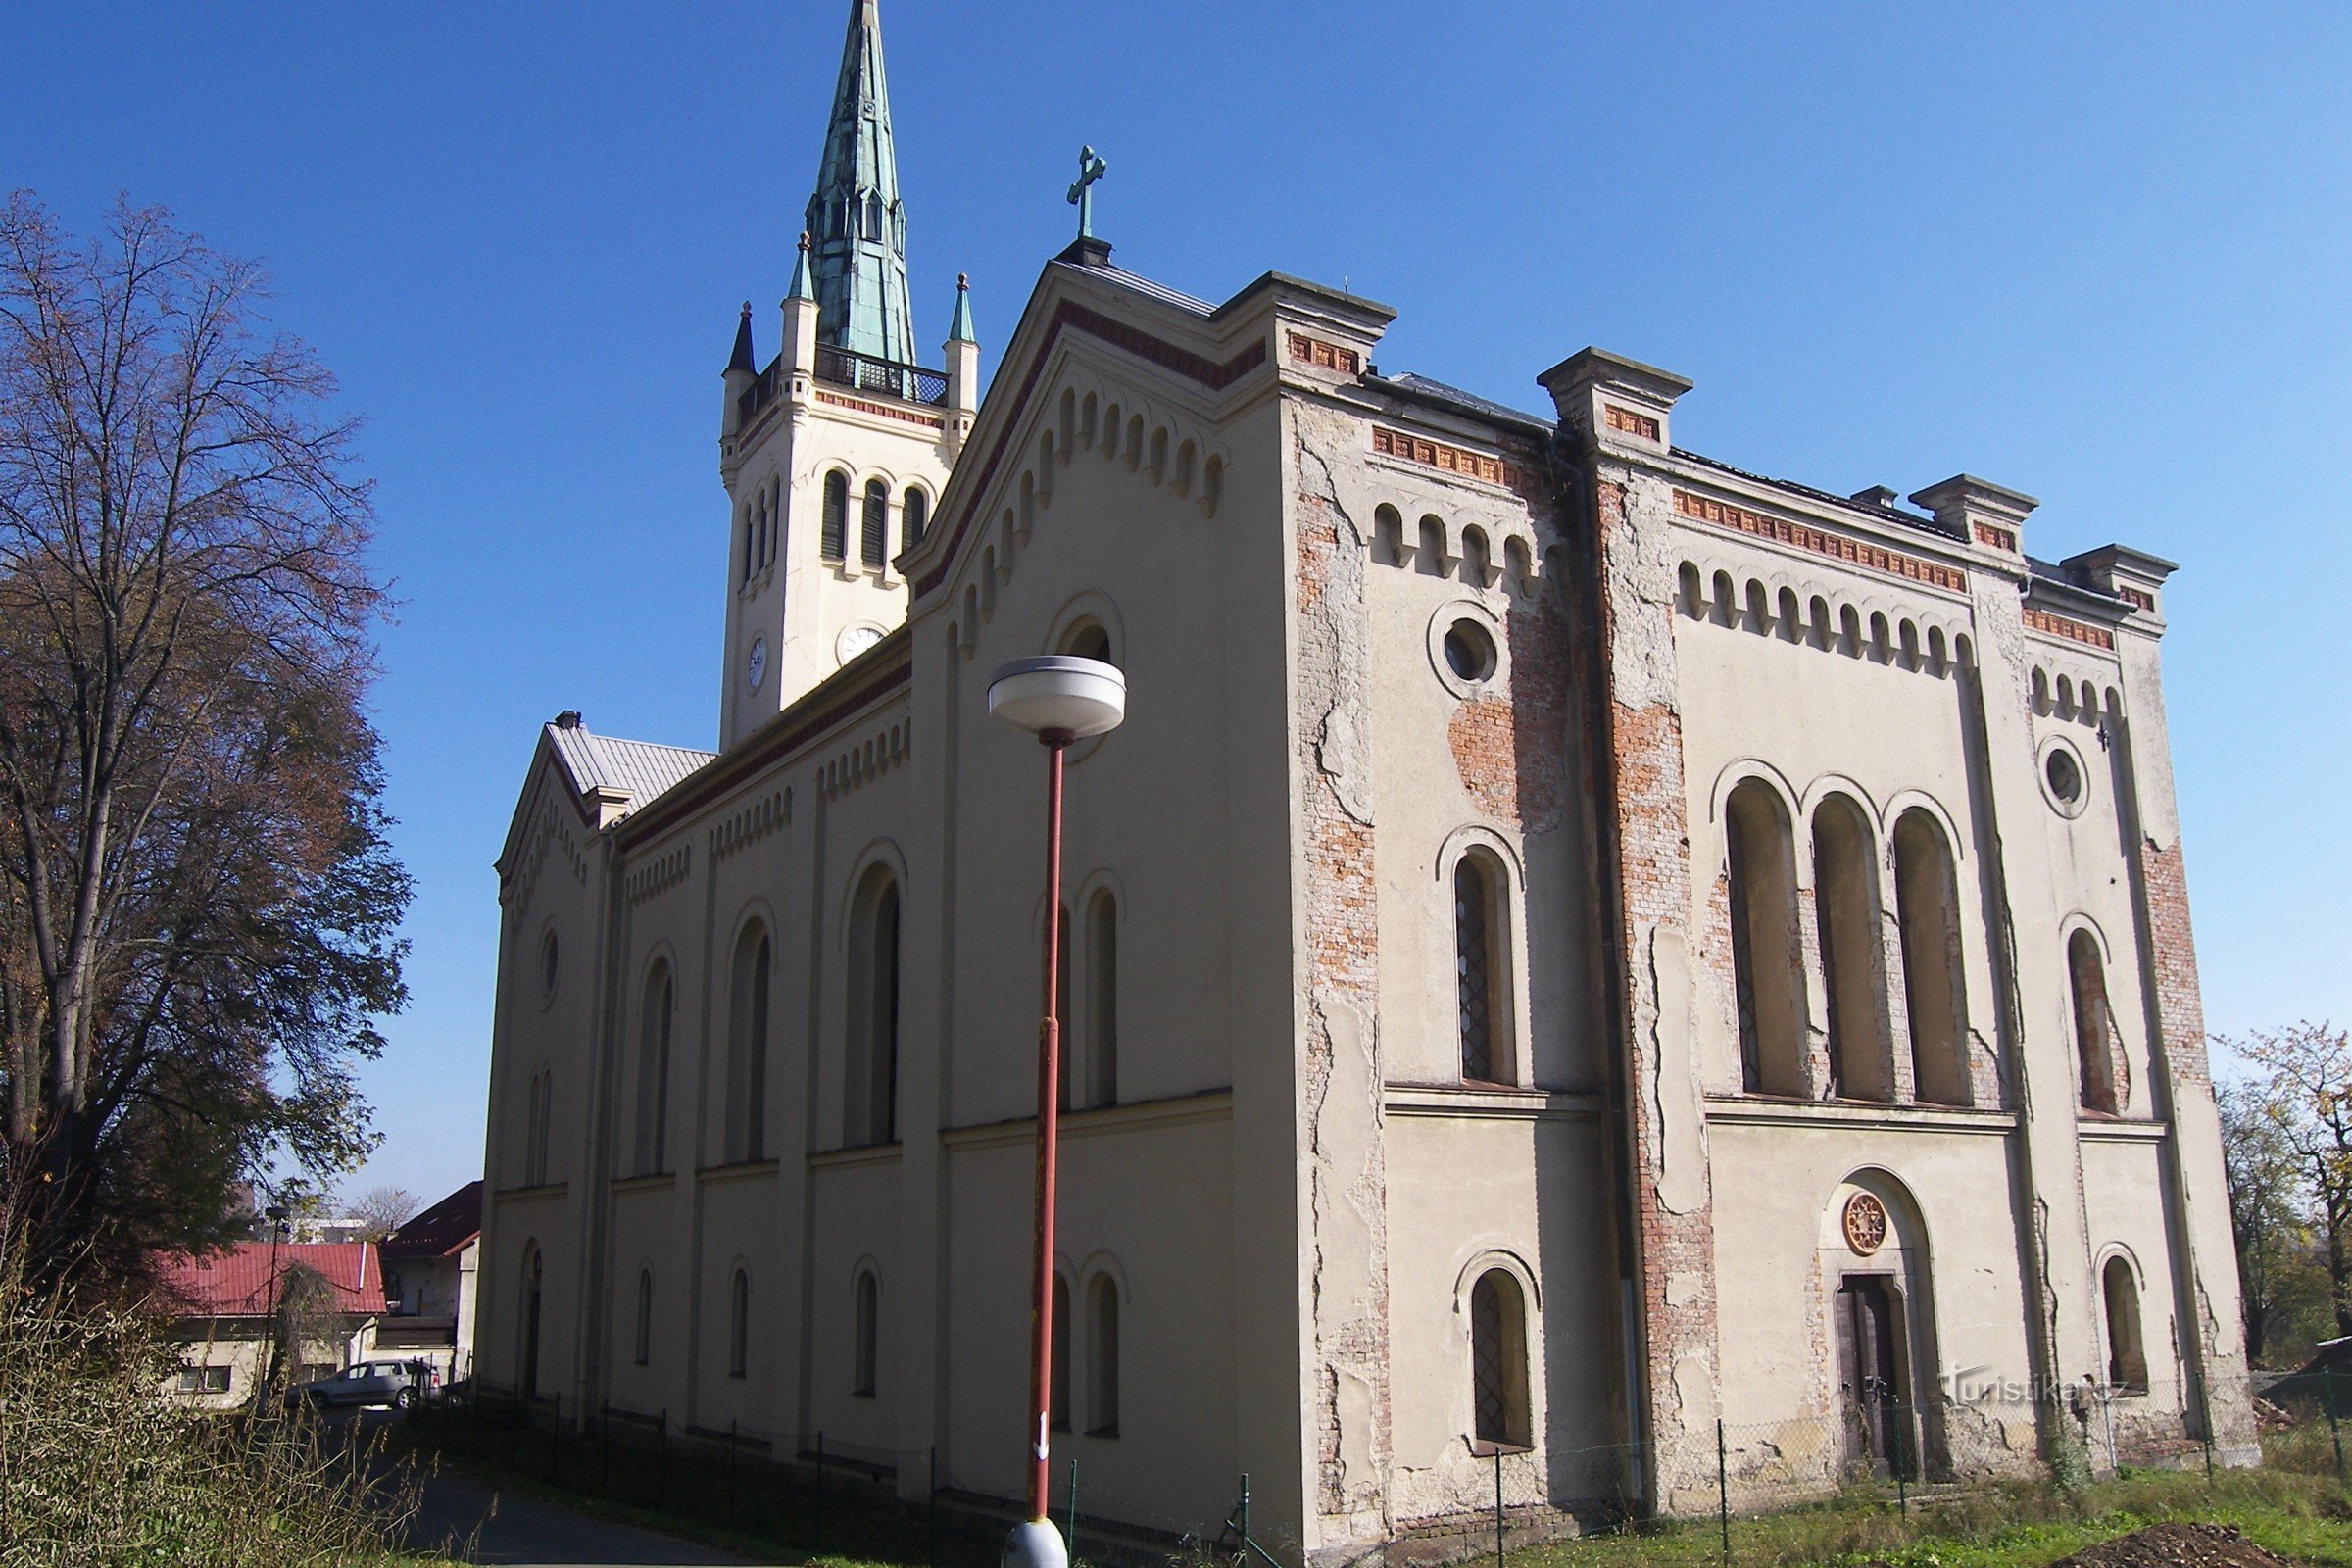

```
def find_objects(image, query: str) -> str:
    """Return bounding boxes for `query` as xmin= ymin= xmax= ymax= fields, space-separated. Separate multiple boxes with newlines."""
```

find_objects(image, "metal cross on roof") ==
xmin=1067 ymin=145 xmax=1107 ymax=240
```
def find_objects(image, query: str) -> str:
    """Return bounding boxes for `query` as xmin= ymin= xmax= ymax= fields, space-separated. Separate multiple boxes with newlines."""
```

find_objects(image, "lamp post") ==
xmin=262 ymin=1202 xmax=290 ymax=1390
xmin=986 ymin=655 xmax=1126 ymax=1568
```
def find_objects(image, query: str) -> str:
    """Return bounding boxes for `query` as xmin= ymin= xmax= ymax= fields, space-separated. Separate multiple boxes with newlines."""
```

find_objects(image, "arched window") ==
xmin=1469 ymin=1269 xmax=1532 ymax=1450
xmin=742 ymin=500 xmax=757 ymax=584
xmin=633 ymin=1267 xmax=653 ymax=1367
xmin=902 ymin=488 xmax=929 ymax=548
xmin=1454 ymin=853 xmax=1513 ymax=1085
xmin=1725 ymin=781 xmax=1806 ymax=1095
xmin=1061 ymin=620 xmax=1113 ymax=665
xmin=728 ymin=1268 xmax=750 ymax=1379
xmin=2071 ymin=931 xmax=2120 ymax=1113
xmin=1050 ymin=1273 xmax=1071 ymax=1431
xmin=635 ymin=964 xmax=672 ymax=1175
xmin=821 ymin=470 xmax=849 ymax=562
xmin=1892 ymin=810 xmax=1970 ymax=1105
xmin=726 ymin=924 xmax=770 ymax=1163
xmin=861 ymin=479 xmax=889 ymax=568
xmin=523 ymin=1071 xmax=543 ymax=1186
xmin=1087 ymin=1275 xmax=1121 ymax=1436
xmin=846 ymin=869 xmax=901 ymax=1147
xmin=853 ymin=1271 xmax=879 ymax=1397
xmin=1087 ymin=892 xmax=1118 ymax=1108
xmin=522 ymin=1246 xmax=544 ymax=1397
xmin=2102 ymin=1256 xmax=2147 ymax=1391
xmin=1812 ymin=796 xmax=1890 ymax=1102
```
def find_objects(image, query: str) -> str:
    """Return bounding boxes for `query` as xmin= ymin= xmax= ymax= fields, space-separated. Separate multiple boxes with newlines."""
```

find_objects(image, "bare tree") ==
xmin=2218 ymin=1078 xmax=2329 ymax=1364
xmin=2228 ymin=1022 xmax=2352 ymax=1340
xmin=346 ymin=1183 xmax=420 ymax=1243
xmin=0 ymin=192 xmax=409 ymax=1291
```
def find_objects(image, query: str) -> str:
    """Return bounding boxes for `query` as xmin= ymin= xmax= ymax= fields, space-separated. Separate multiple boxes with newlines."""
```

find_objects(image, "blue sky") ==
xmin=5 ymin=3 xmax=2346 ymax=1205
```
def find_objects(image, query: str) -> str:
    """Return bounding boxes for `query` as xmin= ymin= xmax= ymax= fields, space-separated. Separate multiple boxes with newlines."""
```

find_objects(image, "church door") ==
xmin=1836 ymin=1276 xmax=1914 ymax=1478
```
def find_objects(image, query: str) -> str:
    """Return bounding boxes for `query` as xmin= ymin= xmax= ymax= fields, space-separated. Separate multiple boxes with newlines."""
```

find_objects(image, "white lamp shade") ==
xmin=987 ymin=656 xmax=1126 ymax=739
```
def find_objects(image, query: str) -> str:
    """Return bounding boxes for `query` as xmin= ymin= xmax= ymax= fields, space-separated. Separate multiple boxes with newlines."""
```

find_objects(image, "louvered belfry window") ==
xmin=1455 ymin=858 xmax=1494 ymax=1082
xmin=862 ymin=480 xmax=889 ymax=568
xmin=821 ymin=471 xmax=849 ymax=561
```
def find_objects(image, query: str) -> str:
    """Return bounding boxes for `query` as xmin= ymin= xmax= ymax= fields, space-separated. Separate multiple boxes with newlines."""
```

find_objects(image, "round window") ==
xmin=1443 ymin=619 xmax=1497 ymax=683
xmin=2045 ymin=748 xmax=2082 ymax=807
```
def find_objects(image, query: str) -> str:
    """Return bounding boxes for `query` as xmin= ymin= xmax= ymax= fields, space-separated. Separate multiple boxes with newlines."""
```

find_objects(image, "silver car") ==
xmin=294 ymin=1359 xmax=426 ymax=1410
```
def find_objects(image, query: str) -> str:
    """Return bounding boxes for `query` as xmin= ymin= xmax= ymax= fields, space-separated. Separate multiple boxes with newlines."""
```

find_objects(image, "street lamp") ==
xmin=986 ymin=655 xmax=1126 ymax=1568
xmin=263 ymin=1201 xmax=291 ymax=1390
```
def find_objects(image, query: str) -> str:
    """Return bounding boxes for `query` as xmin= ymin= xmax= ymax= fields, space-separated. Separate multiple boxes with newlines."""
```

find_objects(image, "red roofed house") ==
xmin=154 ymin=1241 xmax=386 ymax=1409
xmin=376 ymin=1180 xmax=482 ymax=1384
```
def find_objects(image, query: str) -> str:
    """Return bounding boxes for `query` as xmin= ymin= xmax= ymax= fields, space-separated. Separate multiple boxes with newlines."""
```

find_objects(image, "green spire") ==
xmin=805 ymin=0 xmax=914 ymax=364
xmin=787 ymin=232 xmax=816 ymax=304
xmin=947 ymin=272 xmax=974 ymax=344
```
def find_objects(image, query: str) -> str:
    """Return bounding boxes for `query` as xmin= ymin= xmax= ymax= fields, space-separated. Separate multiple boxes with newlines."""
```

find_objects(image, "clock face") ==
xmin=837 ymin=623 xmax=884 ymax=664
xmin=746 ymin=637 xmax=767 ymax=690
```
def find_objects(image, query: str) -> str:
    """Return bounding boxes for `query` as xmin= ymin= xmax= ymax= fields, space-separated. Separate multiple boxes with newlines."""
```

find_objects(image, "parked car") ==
xmin=293 ymin=1359 xmax=429 ymax=1411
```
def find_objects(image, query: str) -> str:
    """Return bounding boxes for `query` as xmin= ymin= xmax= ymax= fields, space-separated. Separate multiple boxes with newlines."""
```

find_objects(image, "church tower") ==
xmin=715 ymin=0 xmax=974 ymax=748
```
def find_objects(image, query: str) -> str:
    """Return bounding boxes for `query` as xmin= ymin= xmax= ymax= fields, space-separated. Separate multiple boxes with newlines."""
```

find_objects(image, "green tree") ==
xmin=2228 ymin=1022 xmax=2352 ymax=1341
xmin=0 ymin=192 xmax=408 ymax=1293
xmin=2218 ymin=1078 xmax=2331 ymax=1364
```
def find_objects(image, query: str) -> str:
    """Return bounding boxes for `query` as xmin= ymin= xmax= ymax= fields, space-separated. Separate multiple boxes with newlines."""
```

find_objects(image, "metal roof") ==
xmin=156 ymin=1242 xmax=386 ymax=1318
xmin=1372 ymin=371 xmax=1552 ymax=436
xmin=545 ymin=722 xmax=713 ymax=808
xmin=1053 ymin=257 xmax=1215 ymax=318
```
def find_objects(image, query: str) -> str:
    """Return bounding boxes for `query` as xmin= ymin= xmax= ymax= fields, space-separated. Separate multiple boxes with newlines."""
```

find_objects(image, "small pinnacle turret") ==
xmin=948 ymin=272 xmax=974 ymax=345
xmin=787 ymin=232 xmax=816 ymax=305
xmin=806 ymin=0 xmax=915 ymax=365
xmin=726 ymin=301 xmax=756 ymax=375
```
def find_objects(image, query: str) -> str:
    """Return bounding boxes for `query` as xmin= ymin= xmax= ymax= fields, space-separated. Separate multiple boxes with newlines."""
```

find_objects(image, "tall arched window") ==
xmin=1892 ymin=810 xmax=1970 ymax=1105
xmin=1087 ymin=892 xmax=1118 ymax=1108
xmin=633 ymin=1267 xmax=653 ymax=1367
xmin=1813 ymin=796 xmax=1890 ymax=1102
xmin=853 ymin=1271 xmax=879 ymax=1396
xmin=742 ymin=500 xmax=757 ymax=584
xmin=861 ymin=479 xmax=889 ymax=568
xmin=728 ymin=1268 xmax=751 ymax=1379
xmin=1469 ymin=1269 xmax=1532 ymax=1449
xmin=1454 ymin=853 xmax=1513 ymax=1085
xmin=2102 ymin=1256 xmax=2147 ymax=1391
xmin=523 ymin=1071 xmax=544 ymax=1186
xmin=902 ymin=487 xmax=929 ymax=548
xmin=821 ymin=470 xmax=849 ymax=562
xmin=1050 ymin=1273 xmax=1072 ymax=1431
xmin=1725 ymin=781 xmax=1805 ymax=1095
xmin=1087 ymin=1275 xmax=1121 ymax=1436
xmin=726 ymin=924 xmax=770 ymax=1163
xmin=846 ymin=869 xmax=901 ymax=1147
xmin=635 ymin=963 xmax=672 ymax=1175
xmin=2071 ymin=931 xmax=2120 ymax=1113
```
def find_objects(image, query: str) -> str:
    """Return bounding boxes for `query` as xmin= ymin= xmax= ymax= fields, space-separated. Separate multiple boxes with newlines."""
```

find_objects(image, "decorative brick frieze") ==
xmin=1973 ymin=520 xmax=2018 ymax=553
xmin=1288 ymin=331 xmax=1362 ymax=375
xmin=1371 ymin=427 xmax=1530 ymax=493
xmin=2118 ymin=586 xmax=2156 ymax=612
xmin=2021 ymin=606 xmax=2116 ymax=651
xmin=1604 ymin=404 xmax=1661 ymax=441
xmin=815 ymin=389 xmax=945 ymax=429
xmin=1671 ymin=489 xmax=1969 ymax=594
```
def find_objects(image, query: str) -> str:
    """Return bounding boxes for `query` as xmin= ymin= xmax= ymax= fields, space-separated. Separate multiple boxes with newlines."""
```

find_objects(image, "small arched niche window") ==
xmin=1087 ymin=1275 xmax=1120 ymax=1437
xmin=861 ymin=480 xmax=890 ymax=569
xmin=1891 ymin=810 xmax=1970 ymax=1106
xmin=1087 ymin=891 xmax=1118 ymax=1108
xmin=1725 ymin=780 xmax=1806 ymax=1096
xmin=902 ymin=487 xmax=929 ymax=549
xmin=1061 ymin=620 xmax=1114 ymax=665
xmin=1469 ymin=1269 xmax=1533 ymax=1450
xmin=1453 ymin=851 xmax=1514 ymax=1086
xmin=728 ymin=1268 xmax=750 ymax=1379
xmin=2070 ymin=931 xmax=2120 ymax=1114
xmin=726 ymin=925 xmax=770 ymax=1163
xmin=634 ymin=1267 xmax=654 ymax=1367
xmin=1049 ymin=1274 xmax=1072 ymax=1431
xmin=852 ymin=1270 xmax=879 ymax=1397
xmin=1813 ymin=795 xmax=1891 ymax=1102
xmin=635 ymin=963 xmax=672 ymax=1175
xmin=820 ymin=470 xmax=850 ymax=562
xmin=845 ymin=868 xmax=902 ymax=1147
xmin=2102 ymin=1256 xmax=2148 ymax=1392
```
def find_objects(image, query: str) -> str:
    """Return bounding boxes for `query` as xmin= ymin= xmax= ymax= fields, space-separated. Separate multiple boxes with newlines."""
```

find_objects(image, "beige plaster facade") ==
xmin=473 ymin=7 xmax=2253 ymax=1559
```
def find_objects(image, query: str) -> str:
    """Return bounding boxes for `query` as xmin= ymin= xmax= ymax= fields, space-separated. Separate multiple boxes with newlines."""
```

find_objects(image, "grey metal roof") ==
xmin=1053 ymin=257 xmax=1215 ymax=317
xmin=545 ymin=721 xmax=713 ymax=808
xmin=1372 ymin=371 xmax=1552 ymax=436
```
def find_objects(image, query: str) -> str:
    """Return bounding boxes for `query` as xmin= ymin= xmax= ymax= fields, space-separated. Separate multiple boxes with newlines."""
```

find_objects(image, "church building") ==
xmin=476 ymin=2 xmax=2256 ymax=1557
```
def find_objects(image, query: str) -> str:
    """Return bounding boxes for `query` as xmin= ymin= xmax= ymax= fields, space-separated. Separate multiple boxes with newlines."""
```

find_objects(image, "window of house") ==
xmin=2071 ymin=931 xmax=2120 ymax=1114
xmin=726 ymin=925 xmax=770 ymax=1163
xmin=1088 ymin=892 xmax=1118 ymax=1108
xmin=1812 ymin=796 xmax=1890 ymax=1102
xmin=636 ymin=964 xmax=672 ymax=1175
xmin=1469 ymin=1269 xmax=1532 ymax=1450
xmin=862 ymin=480 xmax=889 ymax=569
xmin=1050 ymin=1273 xmax=1071 ymax=1431
xmin=729 ymin=1269 xmax=750 ymax=1379
xmin=903 ymin=488 xmax=929 ymax=549
xmin=634 ymin=1268 xmax=653 ymax=1367
xmin=1454 ymin=853 xmax=1511 ymax=1085
xmin=176 ymin=1365 xmax=231 ymax=1395
xmin=853 ymin=1271 xmax=879 ymax=1397
xmin=2103 ymin=1256 xmax=2148 ymax=1392
xmin=1892 ymin=810 xmax=1970 ymax=1105
xmin=821 ymin=471 xmax=849 ymax=562
xmin=1087 ymin=1275 xmax=1120 ymax=1437
xmin=846 ymin=869 xmax=901 ymax=1147
xmin=1726 ymin=780 xmax=1805 ymax=1095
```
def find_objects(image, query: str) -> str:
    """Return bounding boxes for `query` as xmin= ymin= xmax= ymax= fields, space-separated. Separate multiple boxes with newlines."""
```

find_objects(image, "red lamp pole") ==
xmin=1025 ymin=729 xmax=1071 ymax=1522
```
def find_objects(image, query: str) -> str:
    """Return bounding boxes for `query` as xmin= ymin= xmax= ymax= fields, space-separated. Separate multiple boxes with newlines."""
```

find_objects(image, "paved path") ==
xmin=401 ymin=1466 xmax=777 ymax=1566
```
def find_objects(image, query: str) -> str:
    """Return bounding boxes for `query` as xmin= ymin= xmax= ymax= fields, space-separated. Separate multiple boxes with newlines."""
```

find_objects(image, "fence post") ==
xmin=1716 ymin=1419 xmax=1730 ymax=1568
xmin=729 ymin=1420 xmax=739 ymax=1523
xmin=1241 ymin=1472 xmax=1251 ymax=1557
xmin=1068 ymin=1457 xmax=1080 ymax=1565
xmin=552 ymin=1393 xmax=561 ymax=1487
xmin=659 ymin=1408 xmax=669 ymax=1509
xmin=2327 ymin=1368 xmax=2346 ymax=1486
xmin=1894 ymin=1402 xmax=1907 ymax=1516
xmin=813 ymin=1431 xmax=825 ymax=1557
xmin=927 ymin=1446 xmax=938 ymax=1568
xmin=1494 ymin=1446 xmax=1506 ymax=1568
xmin=600 ymin=1400 xmax=611 ymax=1494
